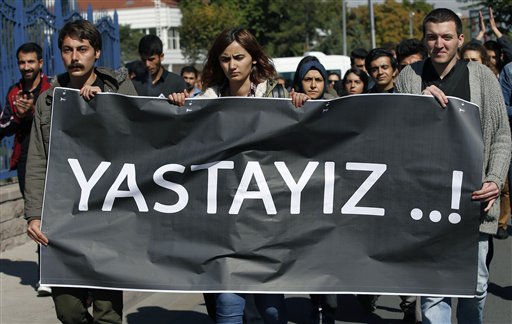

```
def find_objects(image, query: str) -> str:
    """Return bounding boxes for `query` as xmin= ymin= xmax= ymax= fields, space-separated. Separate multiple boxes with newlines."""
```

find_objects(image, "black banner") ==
xmin=41 ymin=88 xmax=483 ymax=296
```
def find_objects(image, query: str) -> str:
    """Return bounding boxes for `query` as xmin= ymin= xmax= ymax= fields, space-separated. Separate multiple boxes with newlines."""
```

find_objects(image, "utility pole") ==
xmin=368 ymin=0 xmax=376 ymax=49
xmin=409 ymin=11 xmax=415 ymax=39
xmin=342 ymin=0 xmax=347 ymax=55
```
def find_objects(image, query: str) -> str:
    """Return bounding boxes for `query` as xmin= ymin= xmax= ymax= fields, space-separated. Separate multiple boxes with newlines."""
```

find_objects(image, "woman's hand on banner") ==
xmin=290 ymin=89 xmax=310 ymax=108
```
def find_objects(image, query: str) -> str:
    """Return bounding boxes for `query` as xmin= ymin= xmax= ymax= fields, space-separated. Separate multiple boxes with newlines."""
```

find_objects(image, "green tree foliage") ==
xmin=179 ymin=0 xmax=244 ymax=63
xmin=179 ymin=0 xmax=345 ymax=62
xmin=178 ymin=0 xmax=433 ymax=63
xmin=119 ymin=25 xmax=145 ymax=63
xmin=347 ymin=0 xmax=433 ymax=52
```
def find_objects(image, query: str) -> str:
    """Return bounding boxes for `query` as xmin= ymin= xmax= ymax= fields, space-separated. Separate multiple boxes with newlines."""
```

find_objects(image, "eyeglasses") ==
xmin=328 ymin=79 xmax=338 ymax=83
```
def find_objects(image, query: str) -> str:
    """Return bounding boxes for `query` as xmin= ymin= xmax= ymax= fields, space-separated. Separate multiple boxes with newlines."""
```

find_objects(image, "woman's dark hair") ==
xmin=201 ymin=28 xmax=276 ymax=89
xmin=484 ymin=40 xmax=503 ymax=72
xmin=336 ymin=67 xmax=369 ymax=96
xmin=461 ymin=41 xmax=490 ymax=65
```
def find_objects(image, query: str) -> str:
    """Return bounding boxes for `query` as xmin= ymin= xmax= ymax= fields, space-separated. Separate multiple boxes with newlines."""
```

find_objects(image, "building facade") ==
xmin=77 ymin=0 xmax=186 ymax=73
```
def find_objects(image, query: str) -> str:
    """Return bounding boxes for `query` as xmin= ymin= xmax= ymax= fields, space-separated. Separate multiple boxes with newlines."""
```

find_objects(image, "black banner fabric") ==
xmin=41 ymin=88 xmax=483 ymax=296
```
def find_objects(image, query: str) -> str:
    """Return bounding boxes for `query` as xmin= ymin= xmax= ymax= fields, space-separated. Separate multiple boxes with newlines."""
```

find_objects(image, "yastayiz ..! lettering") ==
xmin=68 ymin=158 xmax=391 ymax=216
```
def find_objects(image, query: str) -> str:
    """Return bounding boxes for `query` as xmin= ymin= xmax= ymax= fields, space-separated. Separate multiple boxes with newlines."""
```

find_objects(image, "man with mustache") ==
xmin=24 ymin=19 xmax=137 ymax=324
xmin=132 ymin=34 xmax=186 ymax=97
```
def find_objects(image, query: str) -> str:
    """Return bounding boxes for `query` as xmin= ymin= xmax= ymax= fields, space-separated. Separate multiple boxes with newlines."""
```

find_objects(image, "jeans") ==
xmin=215 ymin=293 xmax=287 ymax=324
xmin=421 ymin=233 xmax=489 ymax=324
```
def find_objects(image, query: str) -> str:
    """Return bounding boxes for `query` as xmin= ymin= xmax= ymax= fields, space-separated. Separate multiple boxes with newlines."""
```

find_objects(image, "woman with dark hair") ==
xmin=169 ymin=28 xmax=288 ymax=105
xmin=337 ymin=67 xmax=368 ymax=96
xmin=177 ymin=27 xmax=288 ymax=324
xmin=200 ymin=28 xmax=281 ymax=97
xmin=461 ymin=41 xmax=490 ymax=65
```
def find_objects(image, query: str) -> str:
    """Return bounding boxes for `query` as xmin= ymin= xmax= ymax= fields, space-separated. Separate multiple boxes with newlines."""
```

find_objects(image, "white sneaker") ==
xmin=36 ymin=282 xmax=52 ymax=297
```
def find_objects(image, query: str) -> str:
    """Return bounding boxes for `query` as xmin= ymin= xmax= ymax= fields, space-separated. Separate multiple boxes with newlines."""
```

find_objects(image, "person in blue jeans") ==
xmin=215 ymin=293 xmax=286 ymax=324
xmin=395 ymin=8 xmax=511 ymax=324
xmin=169 ymin=28 xmax=295 ymax=324
xmin=500 ymin=61 xmax=512 ymax=240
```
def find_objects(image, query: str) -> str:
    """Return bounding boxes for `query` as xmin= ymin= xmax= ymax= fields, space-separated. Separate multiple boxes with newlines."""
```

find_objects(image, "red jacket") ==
xmin=0 ymin=74 xmax=51 ymax=170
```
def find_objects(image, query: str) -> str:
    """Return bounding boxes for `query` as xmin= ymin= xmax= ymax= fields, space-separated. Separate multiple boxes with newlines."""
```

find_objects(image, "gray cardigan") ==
xmin=395 ymin=60 xmax=511 ymax=234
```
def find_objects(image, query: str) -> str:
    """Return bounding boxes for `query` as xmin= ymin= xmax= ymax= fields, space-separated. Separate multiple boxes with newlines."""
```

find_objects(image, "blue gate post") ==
xmin=14 ymin=0 xmax=25 ymax=53
xmin=87 ymin=4 xmax=93 ymax=23
xmin=113 ymin=11 xmax=121 ymax=69
xmin=53 ymin=0 xmax=65 ymax=75
xmin=0 ymin=0 xmax=23 ymax=180
xmin=0 ymin=1 xmax=8 ymax=102
xmin=0 ymin=0 xmax=121 ymax=180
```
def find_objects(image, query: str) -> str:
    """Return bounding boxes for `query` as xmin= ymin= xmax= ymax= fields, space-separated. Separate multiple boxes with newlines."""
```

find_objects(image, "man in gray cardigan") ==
xmin=395 ymin=8 xmax=511 ymax=324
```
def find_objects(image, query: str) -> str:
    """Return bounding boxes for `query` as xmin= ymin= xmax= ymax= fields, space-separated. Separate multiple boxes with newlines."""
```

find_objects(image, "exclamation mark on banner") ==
xmin=448 ymin=171 xmax=463 ymax=224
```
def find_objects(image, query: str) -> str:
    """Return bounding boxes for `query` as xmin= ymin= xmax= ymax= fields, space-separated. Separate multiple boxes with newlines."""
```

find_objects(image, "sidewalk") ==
xmin=0 ymin=241 xmax=211 ymax=324
xmin=1 ymin=235 xmax=511 ymax=323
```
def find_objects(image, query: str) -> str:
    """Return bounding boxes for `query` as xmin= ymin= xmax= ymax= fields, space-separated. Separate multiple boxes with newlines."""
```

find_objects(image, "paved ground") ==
xmin=1 ymin=230 xmax=510 ymax=324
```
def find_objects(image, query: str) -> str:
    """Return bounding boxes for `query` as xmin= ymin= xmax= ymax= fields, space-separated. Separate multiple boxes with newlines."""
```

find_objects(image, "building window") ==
xmin=168 ymin=27 xmax=180 ymax=50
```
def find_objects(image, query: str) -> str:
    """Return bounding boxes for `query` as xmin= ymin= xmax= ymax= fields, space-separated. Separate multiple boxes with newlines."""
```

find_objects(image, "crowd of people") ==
xmin=1 ymin=6 xmax=511 ymax=324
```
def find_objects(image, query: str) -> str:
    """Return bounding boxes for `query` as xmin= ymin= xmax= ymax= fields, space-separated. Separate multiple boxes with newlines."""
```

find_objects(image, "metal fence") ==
xmin=0 ymin=0 xmax=121 ymax=179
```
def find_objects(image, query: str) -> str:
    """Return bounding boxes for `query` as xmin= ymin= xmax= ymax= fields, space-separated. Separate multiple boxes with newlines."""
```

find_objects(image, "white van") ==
xmin=272 ymin=51 xmax=351 ymax=88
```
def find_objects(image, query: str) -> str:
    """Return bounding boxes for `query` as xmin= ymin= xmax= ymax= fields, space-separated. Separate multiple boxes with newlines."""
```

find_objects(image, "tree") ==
xmin=178 ymin=0 xmax=434 ymax=62
xmin=346 ymin=0 xmax=433 ymax=52
xmin=179 ymin=0 xmax=243 ymax=64
xmin=119 ymin=25 xmax=145 ymax=63
xmin=179 ymin=0 xmax=347 ymax=61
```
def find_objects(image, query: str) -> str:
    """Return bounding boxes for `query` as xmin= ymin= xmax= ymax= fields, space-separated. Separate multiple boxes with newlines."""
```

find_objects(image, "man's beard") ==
xmin=22 ymin=69 xmax=40 ymax=81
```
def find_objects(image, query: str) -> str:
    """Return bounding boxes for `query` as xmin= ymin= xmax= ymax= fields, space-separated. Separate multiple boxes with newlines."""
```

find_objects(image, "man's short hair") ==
xmin=365 ymin=48 xmax=398 ymax=73
xmin=16 ymin=42 xmax=43 ymax=60
xmin=180 ymin=65 xmax=198 ymax=77
xmin=396 ymin=39 xmax=428 ymax=65
xmin=422 ymin=8 xmax=462 ymax=39
xmin=138 ymin=34 xmax=163 ymax=57
xmin=350 ymin=48 xmax=368 ymax=65
xmin=58 ymin=20 xmax=102 ymax=51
